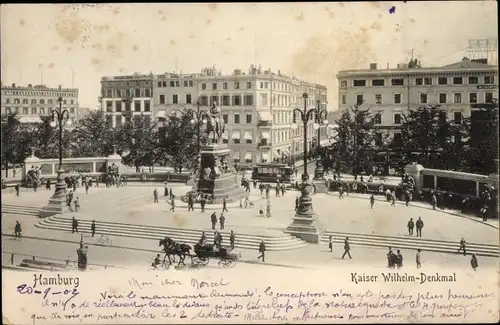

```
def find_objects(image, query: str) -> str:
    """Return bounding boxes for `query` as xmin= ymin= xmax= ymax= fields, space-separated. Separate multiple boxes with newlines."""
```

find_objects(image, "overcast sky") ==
xmin=1 ymin=2 xmax=497 ymax=110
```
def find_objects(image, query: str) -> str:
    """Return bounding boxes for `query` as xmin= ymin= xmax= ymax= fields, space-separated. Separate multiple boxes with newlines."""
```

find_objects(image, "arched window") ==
xmin=40 ymin=107 xmax=45 ymax=115
xmin=48 ymin=99 xmax=53 ymax=104
xmin=14 ymin=98 xmax=20 ymax=104
xmin=31 ymin=107 xmax=37 ymax=114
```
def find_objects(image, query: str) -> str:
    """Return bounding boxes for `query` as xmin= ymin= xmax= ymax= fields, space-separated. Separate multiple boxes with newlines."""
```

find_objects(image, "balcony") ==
xmin=258 ymin=142 xmax=271 ymax=149
xmin=257 ymin=120 xmax=272 ymax=127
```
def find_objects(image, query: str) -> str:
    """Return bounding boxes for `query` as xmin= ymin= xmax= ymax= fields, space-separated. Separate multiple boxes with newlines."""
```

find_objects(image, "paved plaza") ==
xmin=2 ymin=180 xmax=499 ymax=272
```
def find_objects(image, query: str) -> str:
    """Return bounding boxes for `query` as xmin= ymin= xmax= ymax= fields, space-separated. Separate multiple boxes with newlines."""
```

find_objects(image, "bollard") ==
xmin=10 ymin=253 xmax=14 ymax=265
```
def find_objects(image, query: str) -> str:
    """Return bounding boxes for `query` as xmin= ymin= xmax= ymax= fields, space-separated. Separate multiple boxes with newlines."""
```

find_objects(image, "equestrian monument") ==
xmin=181 ymin=103 xmax=247 ymax=204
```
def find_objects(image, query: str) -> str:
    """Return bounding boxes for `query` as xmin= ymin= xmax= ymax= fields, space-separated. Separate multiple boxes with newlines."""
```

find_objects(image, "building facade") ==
xmin=336 ymin=58 xmax=498 ymax=144
xmin=100 ymin=67 xmax=329 ymax=168
xmin=1 ymin=83 xmax=79 ymax=124
xmin=99 ymin=73 xmax=154 ymax=128
xmin=149 ymin=66 xmax=328 ymax=168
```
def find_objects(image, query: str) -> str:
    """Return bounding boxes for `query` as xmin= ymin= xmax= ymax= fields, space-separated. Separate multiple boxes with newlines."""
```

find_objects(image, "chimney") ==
xmin=370 ymin=63 xmax=377 ymax=70
xmin=12 ymin=83 xmax=15 ymax=88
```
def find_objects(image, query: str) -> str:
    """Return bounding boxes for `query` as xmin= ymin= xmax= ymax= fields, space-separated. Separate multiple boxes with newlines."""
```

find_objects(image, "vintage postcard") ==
xmin=1 ymin=2 xmax=499 ymax=324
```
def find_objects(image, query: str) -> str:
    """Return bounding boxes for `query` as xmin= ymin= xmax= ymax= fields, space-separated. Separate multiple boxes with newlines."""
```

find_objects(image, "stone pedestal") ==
xmin=404 ymin=163 xmax=425 ymax=191
xmin=285 ymin=176 xmax=325 ymax=243
xmin=39 ymin=167 xmax=71 ymax=218
xmin=182 ymin=144 xmax=246 ymax=204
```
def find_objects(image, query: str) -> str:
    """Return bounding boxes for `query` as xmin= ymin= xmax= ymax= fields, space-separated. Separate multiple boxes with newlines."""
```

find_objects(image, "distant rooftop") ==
xmin=1 ymin=82 xmax=77 ymax=91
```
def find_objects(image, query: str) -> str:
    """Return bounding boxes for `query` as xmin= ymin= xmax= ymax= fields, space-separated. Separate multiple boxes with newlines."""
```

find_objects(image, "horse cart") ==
xmin=191 ymin=243 xmax=240 ymax=268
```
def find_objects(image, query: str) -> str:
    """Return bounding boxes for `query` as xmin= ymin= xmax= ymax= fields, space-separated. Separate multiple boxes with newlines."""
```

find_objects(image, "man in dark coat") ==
xmin=72 ymin=217 xmax=79 ymax=234
xmin=258 ymin=240 xmax=266 ymax=262
xmin=295 ymin=196 xmax=299 ymax=211
xmin=91 ymin=220 xmax=96 ymax=237
xmin=222 ymin=198 xmax=228 ymax=213
xmin=458 ymin=238 xmax=467 ymax=256
xmin=341 ymin=237 xmax=352 ymax=259
xmin=370 ymin=194 xmax=375 ymax=209
xmin=14 ymin=184 xmax=20 ymax=197
xmin=230 ymin=230 xmax=235 ymax=250
xmin=415 ymin=217 xmax=424 ymax=237
xmin=76 ymin=244 xmax=88 ymax=271
xmin=210 ymin=212 xmax=217 ymax=229
xmin=407 ymin=218 xmax=415 ymax=236
xmin=188 ymin=195 xmax=194 ymax=211
xmin=396 ymin=250 xmax=403 ymax=268
xmin=200 ymin=197 xmax=206 ymax=213
xmin=14 ymin=221 xmax=22 ymax=238
xmin=153 ymin=188 xmax=159 ymax=203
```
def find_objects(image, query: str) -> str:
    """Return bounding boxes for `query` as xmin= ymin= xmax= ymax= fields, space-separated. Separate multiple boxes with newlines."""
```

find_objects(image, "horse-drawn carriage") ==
xmin=156 ymin=237 xmax=239 ymax=270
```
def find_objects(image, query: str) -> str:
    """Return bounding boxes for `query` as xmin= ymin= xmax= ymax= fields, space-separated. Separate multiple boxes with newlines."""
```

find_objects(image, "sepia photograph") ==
xmin=1 ymin=1 xmax=499 ymax=324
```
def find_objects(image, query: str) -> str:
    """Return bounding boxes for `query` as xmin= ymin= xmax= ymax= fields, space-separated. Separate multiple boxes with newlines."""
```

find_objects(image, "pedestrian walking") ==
xmin=470 ymin=254 xmax=478 ymax=271
xmin=219 ymin=213 xmax=225 ymax=230
xmin=266 ymin=200 xmax=272 ymax=218
xmin=431 ymin=193 xmax=437 ymax=210
xmin=230 ymin=230 xmax=235 ymax=250
xmin=390 ymin=191 xmax=396 ymax=207
xmin=164 ymin=182 xmax=168 ymax=197
xmin=416 ymin=249 xmax=422 ymax=269
xmin=210 ymin=212 xmax=217 ymax=230
xmin=341 ymin=237 xmax=352 ymax=259
xmin=370 ymin=194 xmax=375 ymax=209
xmin=169 ymin=188 xmax=173 ymax=200
xmin=14 ymin=221 xmax=22 ymax=238
xmin=281 ymin=184 xmax=285 ymax=196
xmin=328 ymin=235 xmax=333 ymax=252
xmin=407 ymin=218 xmax=414 ymax=236
xmin=74 ymin=197 xmax=80 ymax=212
xmin=67 ymin=190 xmax=74 ymax=207
xmin=72 ymin=217 xmax=79 ymax=234
xmin=295 ymin=196 xmax=299 ymax=211
xmin=339 ymin=186 xmax=344 ymax=199
xmin=387 ymin=247 xmax=394 ymax=268
xmin=415 ymin=217 xmax=424 ymax=237
xmin=85 ymin=182 xmax=90 ymax=194
xmin=222 ymin=198 xmax=228 ymax=213
xmin=258 ymin=240 xmax=266 ymax=262
xmin=396 ymin=250 xmax=403 ymax=268
xmin=14 ymin=184 xmax=20 ymax=197
xmin=200 ymin=197 xmax=206 ymax=212
xmin=153 ymin=188 xmax=159 ymax=203
xmin=458 ymin=238 xmax=467 ymax=256
xmin=188 ymin=195 xmax=194 ymax=211
xmin=46 ymin=179 xmax=51 ymax=190
xmin=168 ymin=197 xmax=175 ymax=212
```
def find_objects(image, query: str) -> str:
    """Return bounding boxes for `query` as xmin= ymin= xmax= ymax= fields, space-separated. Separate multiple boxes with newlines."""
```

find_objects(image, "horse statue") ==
xmin=205 ymin=102 xmax=225 ymax=144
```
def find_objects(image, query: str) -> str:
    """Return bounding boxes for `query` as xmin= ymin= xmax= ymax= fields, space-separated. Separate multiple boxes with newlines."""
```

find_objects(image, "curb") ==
xmin=325 ymin=192 xmax=499 ymax=230
xmin=1 ymin=233 xmax=312 ymax=270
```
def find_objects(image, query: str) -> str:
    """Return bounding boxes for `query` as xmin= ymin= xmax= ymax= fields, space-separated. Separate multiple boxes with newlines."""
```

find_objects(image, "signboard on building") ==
xmin=477 ymin=85 xmax=498 ymax=89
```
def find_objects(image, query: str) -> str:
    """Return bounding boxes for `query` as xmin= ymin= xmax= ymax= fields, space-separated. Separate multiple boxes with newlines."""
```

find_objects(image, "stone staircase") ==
xmin=1 ymin=204 xmax=40 ymax=217
xmin=321 ymin=231 xmax=499 ymax=257
xmin=36 ymin=216 xmax=308 ymax=251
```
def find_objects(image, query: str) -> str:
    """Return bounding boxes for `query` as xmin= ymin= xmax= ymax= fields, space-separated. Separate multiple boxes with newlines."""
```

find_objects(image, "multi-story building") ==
xmin=99 ymin=73 xmax=154 ymax=128
xmin=148 ymin=65 xmax=328 ymax=168
xmin=1 ymin=82 xmax=79 ymax=124
xmin=337 ymin=58 xmax=498 ymax=145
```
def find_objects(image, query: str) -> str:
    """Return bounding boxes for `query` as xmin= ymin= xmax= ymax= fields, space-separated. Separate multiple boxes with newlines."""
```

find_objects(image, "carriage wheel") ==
xmin=226 ymin=259 xmax=236 ymax=268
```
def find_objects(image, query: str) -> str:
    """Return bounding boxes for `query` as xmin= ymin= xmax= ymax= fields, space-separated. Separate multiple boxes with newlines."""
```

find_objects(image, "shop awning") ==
xmin=261 ymin=152 xmax=270 ymax=161
xmin=233 ymin=151 xmax=240 ymax=159
xmin=222 ymin=131 xmax=229 ymax=139
xmin=244 ymin=152 xmax=252 ymax=160
xmin=231 ymin=131 xmax=241 ymax=140
xmin=243 ymin=131 xmax=253 ymax=140
xmin=282 ymin=149 xmax=290 ymax=156
xmin=261 ymin=131 xmax=270 ymax=139
xmin=156 ymin=111 xmax=166 ymax=118
xmin=258 ymin=111 xmax=272 ymax=121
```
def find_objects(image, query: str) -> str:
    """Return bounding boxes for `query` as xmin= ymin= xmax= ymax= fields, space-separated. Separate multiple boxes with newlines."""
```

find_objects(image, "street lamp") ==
xmin=39 ymin=97 xmax=72 ymax=217
xmin=291 ymin=93 xmax=327 ymax=182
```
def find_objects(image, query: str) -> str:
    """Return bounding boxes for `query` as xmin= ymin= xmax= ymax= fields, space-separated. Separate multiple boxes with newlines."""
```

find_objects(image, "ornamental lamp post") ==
xmin=314 ymin=99 xmax=328 ymax=179
xmin=39 ymin=97 xmax=73 ymax=217
xmin=286 ymin=94 xmax=326 ymax=243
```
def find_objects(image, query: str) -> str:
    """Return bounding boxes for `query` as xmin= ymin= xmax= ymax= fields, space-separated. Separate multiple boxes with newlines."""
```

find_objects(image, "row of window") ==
xmin=4 ymin=98 xmax=76 ymax=105
xmin=105 ymin=115 xmax=151 ymax=128
xmin=103 ymin=88 xmax=152 ymax=98
xmin=157 ymin=80 xmax=195 ymax=88
xmin=4 ymin=107 xmax=76 ymax=115
xmin=342 ymin=76 xmax=495 ymax=88
xmin=2 ymin=90 xmax=77 ymax=97
xmin=383 ymin=111 xmax=462 ymax=125
xmin=343 ymin=92 xmax=496 ymax=106
xmin=105 ymin=100 xmax=151 ymax=112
